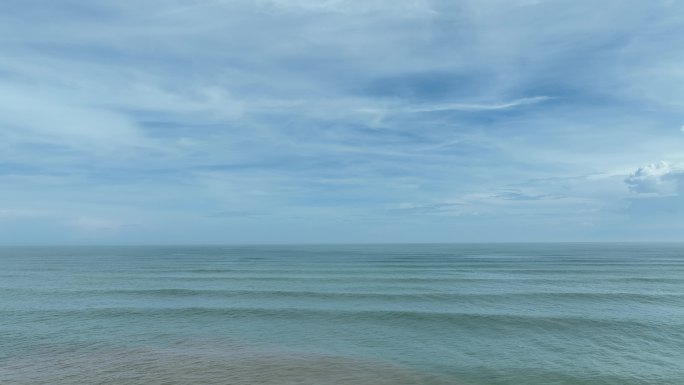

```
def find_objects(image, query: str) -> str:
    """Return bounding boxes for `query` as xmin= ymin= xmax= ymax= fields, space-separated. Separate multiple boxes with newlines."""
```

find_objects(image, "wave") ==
xmin=11 ymin=288 xmax=684 ymax=304
xmin=6 ymin=306 xmax=683 ymax=331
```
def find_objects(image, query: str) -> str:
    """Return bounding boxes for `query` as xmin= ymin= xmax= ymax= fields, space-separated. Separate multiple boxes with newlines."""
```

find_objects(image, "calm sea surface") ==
xmin=1 ymin=244 xmax=683 ymax=384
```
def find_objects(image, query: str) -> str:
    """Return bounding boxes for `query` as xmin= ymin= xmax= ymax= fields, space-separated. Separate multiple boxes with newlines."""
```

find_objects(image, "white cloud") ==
xmin=72 ymin=217 xmax=123 ymax=232
xmin=624 ymin=161 xmax=682 ymax=194
xmin=254 ymin=0 xmax=437 ymax=15
xmin=405 ymin=96 xmax=550 ymax=113
xmin=0 ymin=0 xmax=683 ymax=242
xmin=0 ymin=209 xmax=53 ymax=219
xmin=0 ymin=84 xmax=149 ymax=154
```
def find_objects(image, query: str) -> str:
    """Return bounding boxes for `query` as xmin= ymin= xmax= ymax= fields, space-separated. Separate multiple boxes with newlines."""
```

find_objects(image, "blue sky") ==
xmin=1 ymin=0 xmax=684 ymax=244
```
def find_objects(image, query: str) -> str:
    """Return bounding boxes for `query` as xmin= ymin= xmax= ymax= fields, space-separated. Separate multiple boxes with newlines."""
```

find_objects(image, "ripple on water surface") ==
xmin=1 ymin=244 xmax=684 ymax=385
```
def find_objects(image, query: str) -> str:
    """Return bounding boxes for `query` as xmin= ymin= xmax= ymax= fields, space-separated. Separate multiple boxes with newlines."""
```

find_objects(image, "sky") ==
xmin=1 ymin=0 xmax=684 ymax=244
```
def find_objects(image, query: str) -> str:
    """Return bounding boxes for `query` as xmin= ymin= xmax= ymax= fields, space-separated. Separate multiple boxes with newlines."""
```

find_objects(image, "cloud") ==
xmin=624 ymin=161 xmax=682 ymax=194
xmin=0 ymin=85 xmax=147 ymax=152
xmin=71 ymin=216 xmax=124 ymax=232
xmin=1 ymin=0 xmax=684 ymax=242
xmin=405 ymin=96 xmax=550 ymax=113
xmin=255 ymin=0 xmax=437 ymax=15
xmin=494 ymin=191 xmax=553 ymax=201
xmin=206 ymin=209 xmax=261 ymax=219
xmin=389 ymin=202 xmax=465 ymax=215
xmin=0 ymin=209 xmax=53 ymax=219
xmin=623 ymin=161 xmax=684 ymax=222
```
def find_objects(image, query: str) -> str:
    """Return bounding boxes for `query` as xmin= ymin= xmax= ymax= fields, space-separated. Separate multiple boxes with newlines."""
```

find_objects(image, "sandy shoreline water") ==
xmin=2 ymin=345 xmax=454 ymax=385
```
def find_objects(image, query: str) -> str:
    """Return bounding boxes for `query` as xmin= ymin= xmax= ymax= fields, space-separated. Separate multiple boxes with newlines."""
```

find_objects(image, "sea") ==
xmin=1 ymin=243 xmax=683 ymax=384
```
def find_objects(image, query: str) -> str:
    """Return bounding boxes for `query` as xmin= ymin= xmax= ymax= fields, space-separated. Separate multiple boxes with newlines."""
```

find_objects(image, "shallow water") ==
xmin=1 ymin=244 xmax=683 ymax=384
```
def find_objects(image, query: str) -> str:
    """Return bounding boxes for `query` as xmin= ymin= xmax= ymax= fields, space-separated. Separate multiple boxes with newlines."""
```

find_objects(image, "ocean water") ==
xmin=1 ymin=244 xmax=683 ymax=385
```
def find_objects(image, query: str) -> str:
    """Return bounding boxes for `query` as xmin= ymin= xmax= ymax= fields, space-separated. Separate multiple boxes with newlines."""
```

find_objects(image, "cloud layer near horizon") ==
xmin=1 ymin=0 xmax=684 ymax=243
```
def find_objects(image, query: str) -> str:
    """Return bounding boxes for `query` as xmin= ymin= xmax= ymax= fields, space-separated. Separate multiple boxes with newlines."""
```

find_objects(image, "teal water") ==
xmin=1 ymin=244 xmax=683 ymax=384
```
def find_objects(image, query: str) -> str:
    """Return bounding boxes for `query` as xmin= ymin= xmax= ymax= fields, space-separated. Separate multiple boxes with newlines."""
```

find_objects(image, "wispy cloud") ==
xmin=1 ymin=0 xmax=683 ymax=242
xmin=72 ymin=217 xmax=124 ymax=232
xmin=404 ymin=96 xmax=550 ymax=113
xmin=0 ymin=209 xmax=54 ymax=219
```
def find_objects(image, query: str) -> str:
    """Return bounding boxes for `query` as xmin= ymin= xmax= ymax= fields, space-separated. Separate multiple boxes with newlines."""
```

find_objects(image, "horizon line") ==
xmin=1 ymin=241 xmax=683 ymax=248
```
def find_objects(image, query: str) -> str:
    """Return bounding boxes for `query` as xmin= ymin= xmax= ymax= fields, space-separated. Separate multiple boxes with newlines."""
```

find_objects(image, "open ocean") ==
xmin=1 ymin=243 xmax=683 ymax=384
